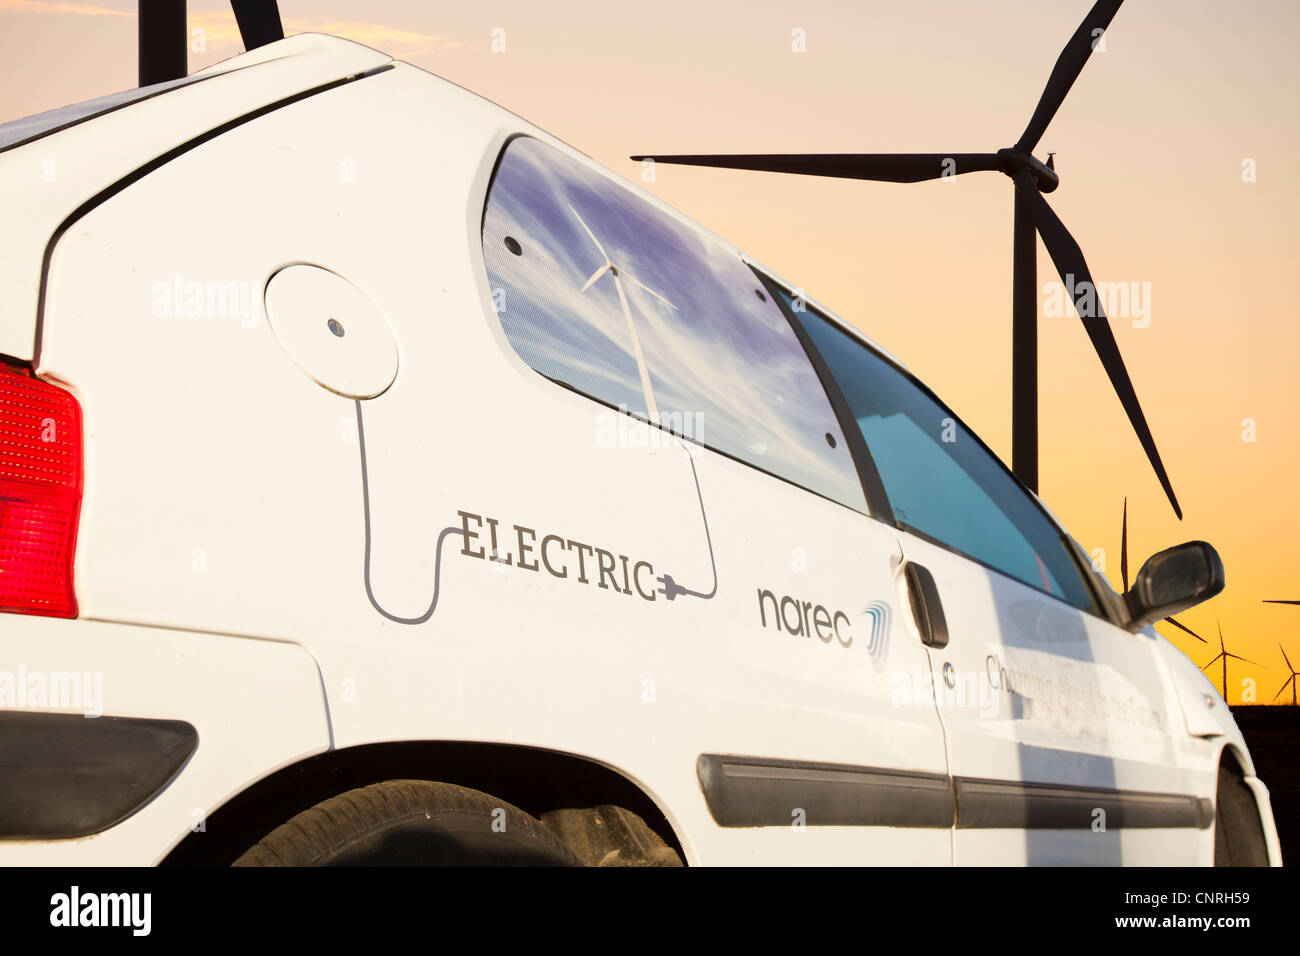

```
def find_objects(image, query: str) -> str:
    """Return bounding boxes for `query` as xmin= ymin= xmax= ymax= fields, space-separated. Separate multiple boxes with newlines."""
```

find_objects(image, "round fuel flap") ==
xmin=263 ymin=265 xmax=398 ymax=399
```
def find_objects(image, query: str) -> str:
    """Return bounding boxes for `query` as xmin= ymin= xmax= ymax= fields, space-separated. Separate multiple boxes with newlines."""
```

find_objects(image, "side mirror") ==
xmin=1124 ymin=541 xmax=1225 ymax=631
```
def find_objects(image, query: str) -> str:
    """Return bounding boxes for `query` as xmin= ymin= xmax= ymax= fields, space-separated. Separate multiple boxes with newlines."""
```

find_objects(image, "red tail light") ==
xmin=0 ymin=364 xmax=82 ymax=617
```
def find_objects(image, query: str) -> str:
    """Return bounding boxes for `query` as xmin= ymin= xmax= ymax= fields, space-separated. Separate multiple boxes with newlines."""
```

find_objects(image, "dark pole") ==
xmin=231 ymin=0 xmax=285 ymax=50
xmin=138 ymin=0 xmax=187 ymax=87
xmin=1011 ymin=188 xmax=1038 ymax=492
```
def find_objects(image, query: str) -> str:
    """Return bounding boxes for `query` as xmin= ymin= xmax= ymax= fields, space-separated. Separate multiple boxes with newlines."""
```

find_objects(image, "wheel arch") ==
xmin=161 ymin=739 xmax=688 ymax=866
xmin=1218 ymin=740 xmax=1254 ymax=779
xmin=1216 ymin=740 xmax=1283 ymax=867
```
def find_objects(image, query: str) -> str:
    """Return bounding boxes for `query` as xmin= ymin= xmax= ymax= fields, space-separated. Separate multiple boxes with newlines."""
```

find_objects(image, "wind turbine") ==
xmin=1201 ymin=619 xmax=1258 ymax=701
xmin=1274 ymin=643 xmax=1299 ymax=705
xmin=633 ymin=0 xmax=1182 ymax=518
xmin=568 ymin=204 xmax=676 ymax=424
xmin=1118 ymin=498 xmax=1206 ymax=643
xmin=138 ymin=1 xmax=283 ymax=86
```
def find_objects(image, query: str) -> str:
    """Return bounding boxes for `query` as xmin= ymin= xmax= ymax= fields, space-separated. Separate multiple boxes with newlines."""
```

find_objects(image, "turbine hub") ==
xmin=996 ymin=148 xmax=1060 ymax=193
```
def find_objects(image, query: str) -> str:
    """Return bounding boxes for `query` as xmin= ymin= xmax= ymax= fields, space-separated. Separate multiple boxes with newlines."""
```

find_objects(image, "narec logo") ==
xmin=863 ymin=601 xmax=891 ymax=667
xmin=755 ymin=590 xmax=892 ymax=665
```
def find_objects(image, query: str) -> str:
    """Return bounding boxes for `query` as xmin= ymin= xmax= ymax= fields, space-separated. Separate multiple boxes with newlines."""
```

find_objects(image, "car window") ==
xmin=481 ymin=136 xmax=866 ymax=511
xmin=780 ymin=289 xmax=1099 ymax=612
xmin=0 ymin=74 xmax=207 ymax=153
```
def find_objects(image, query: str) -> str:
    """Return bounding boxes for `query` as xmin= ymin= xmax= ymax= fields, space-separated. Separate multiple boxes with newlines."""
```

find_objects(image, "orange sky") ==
xmin=2 ymin=1 xmax=1297 ymax=703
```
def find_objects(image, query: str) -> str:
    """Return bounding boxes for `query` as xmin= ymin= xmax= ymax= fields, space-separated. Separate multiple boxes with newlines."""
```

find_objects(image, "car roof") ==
xmin=0 ymin=34 xmax=390 ymax=360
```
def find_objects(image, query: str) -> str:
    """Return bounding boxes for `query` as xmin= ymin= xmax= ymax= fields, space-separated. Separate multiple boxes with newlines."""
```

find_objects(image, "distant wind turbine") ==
xmin=568 ymin=204 xmax=676 ymax=424
xmin=1274 ymin=643 xmax=1299 ymax=705
xmin=1119 ymin=498 xmax=1206 ymax=643
xmin=1201 ymin=618 xmax=1258 ymax=701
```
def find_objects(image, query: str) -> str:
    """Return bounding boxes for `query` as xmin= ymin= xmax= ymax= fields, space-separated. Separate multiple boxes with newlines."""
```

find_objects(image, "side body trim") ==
xmin=698 ymin=754 xmax=1213 ymax=830
xmin=697 ymin=754 xmax=954 ymax=828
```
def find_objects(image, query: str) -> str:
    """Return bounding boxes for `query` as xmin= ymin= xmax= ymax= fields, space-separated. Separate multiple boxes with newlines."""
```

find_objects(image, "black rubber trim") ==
xmin=954 ymin=776 xmax=1213 ymax=830
xmin=698 ymin=753 xmax=1213 ymax=831
xmin=0 ymin=711 xmax=198 ymax=838
xmin=1199 ymin=797 xmax=1216 ymax=830
xmin=32 ymin=63 xmax=394 ymax=365
xmin=697 ymin=754 xmax=955 ymax=828
xmin=754 ymin=269 xmax=896 ymax=525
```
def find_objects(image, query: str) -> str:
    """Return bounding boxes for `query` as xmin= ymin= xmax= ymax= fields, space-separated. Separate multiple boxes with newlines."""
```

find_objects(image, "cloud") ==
xmin=291 ymin=19 xmax=460 ymax=58
xmin=0 ymin=3 xmax=459 ymax=59
xmin=0 ymin=0 xmax=130 ymax=15
xmin=188 ymin=11 xmax=459 ymax=59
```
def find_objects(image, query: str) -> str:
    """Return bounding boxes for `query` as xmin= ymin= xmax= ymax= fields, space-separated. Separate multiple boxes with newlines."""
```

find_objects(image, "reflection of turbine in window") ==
xmin=568 ymin=204 xmax=676 ymax=424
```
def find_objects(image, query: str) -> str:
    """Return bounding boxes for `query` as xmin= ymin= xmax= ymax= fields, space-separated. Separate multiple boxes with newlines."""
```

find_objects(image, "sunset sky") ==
xmin=2 ymin=0 xmax=1297 ymax=703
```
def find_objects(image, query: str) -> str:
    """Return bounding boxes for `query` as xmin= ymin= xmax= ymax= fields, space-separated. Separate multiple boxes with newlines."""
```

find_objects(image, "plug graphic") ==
xmin=658 ymin=572 xmax=685 ymax=602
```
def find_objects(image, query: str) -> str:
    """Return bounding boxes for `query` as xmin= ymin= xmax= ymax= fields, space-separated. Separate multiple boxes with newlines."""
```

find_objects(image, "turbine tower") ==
xmin=568 ymin=204 xmax=676 ymax=424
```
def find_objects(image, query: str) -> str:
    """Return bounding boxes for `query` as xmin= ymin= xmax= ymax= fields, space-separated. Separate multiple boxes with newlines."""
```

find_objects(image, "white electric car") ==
xmin=0 ymin=34 xmax=1281 ymax=866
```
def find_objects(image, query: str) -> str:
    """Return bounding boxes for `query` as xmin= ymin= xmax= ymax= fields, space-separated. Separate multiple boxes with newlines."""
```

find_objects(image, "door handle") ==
xmin=904 ymin=562 xmax=949 ymax=648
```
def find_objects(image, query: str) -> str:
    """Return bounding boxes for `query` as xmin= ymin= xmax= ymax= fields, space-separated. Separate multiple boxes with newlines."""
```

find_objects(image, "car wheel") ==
xmin=1213 ymin=763 xmax=1269 ymax=867
xmin=233 ymin=779 xmax=580 ymax=866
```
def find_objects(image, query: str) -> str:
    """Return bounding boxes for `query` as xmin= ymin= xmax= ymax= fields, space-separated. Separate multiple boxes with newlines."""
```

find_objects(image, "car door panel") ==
xmin=897 ymin=532 xmax=1197 ymax=865
xmin=680 ymin=444 xmax=953 ymax=863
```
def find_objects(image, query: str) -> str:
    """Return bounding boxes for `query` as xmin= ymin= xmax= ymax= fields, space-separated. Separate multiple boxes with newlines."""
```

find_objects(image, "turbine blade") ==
xmin=1163 ymin=617 xmax=1208 ymax=644
xmin=1264 ymin=599 xmax=1300 ymax=605
xmin=1120 ymin=497 xmax=1129 ymax=591
xmin=1200 ymin=654 xmax=1223 ymax=672
xmin=1224 ymin=653 xmax=1259 ymax=666
xmin=1281 ymin=642 xmax=1295 ymax=674
xmin=1274 ymin=676 xmax=1295 ymax=702
xmin=618 ymin=269 xmax=677 ymax=310
xmin=627 ymin=153 xmax=1001 ymax=183
xmin=579 ymin=264 xmax=610 ymax=293
xmin=568 ymin=205 xmax=610 ymax=261
xmin=1016 ymin=0 xmax=1126 ymax=153
xmin=1013 ymin=170 xmax=1181 ymax=518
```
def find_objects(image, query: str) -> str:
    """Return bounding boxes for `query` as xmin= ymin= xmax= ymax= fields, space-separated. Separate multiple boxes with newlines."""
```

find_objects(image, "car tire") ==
xmin=233 ymin=779 xmax=580 ymax=866
xmin=1213 ymin=763 xmax=1269 ymax=867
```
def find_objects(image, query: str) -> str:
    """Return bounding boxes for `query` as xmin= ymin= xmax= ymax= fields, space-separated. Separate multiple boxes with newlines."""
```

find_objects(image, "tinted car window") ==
xmin=0 ymin=74 xmax=206 ymax=152
xmin=782 ymin=290 xmax=1098 ymax=611
xmin=482 ymin=137 xmax=865 ymax=511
